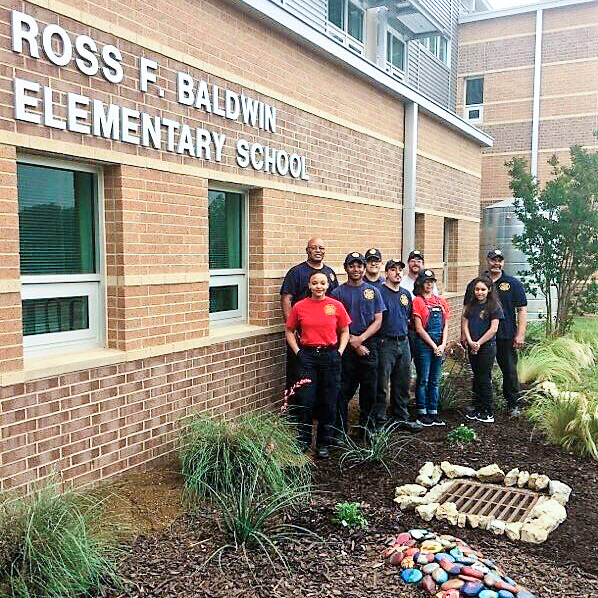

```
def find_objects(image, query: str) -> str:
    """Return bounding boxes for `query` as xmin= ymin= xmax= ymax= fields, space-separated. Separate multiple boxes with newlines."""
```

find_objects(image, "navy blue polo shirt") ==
xmin=364 ymin=275 xmax=385 ymax=288
xmin=466 ymin=302 xmax=504 ymax=342
xmin=331 ymin=282 xmax=385 ymax=336
xmin=464 ymin=272 xmax=527 ymax=340
xmin=280 ymin=262 xmax=339 ymax=305
xmin=379 ymin=284 xmax=411 ymax=337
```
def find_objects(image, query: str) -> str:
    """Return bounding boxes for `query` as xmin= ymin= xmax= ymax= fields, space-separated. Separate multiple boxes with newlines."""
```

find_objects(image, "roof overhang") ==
xmin=367 ymin=0 xmax=447 ymax=37
xmin=460 ymin=0 xmax=595 ymax=23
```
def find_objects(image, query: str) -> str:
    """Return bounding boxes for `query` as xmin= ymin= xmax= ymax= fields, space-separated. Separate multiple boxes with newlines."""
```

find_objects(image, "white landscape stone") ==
xmin=488 ymin=519 xmax=506 ymax=535
xmin=467 ymin=514 xmax=480 ymax=528
xmin=394 ymin=495 xmax=429 ymax=510
xmin=503 ymin=468 xmax=519 ymax=486
xmin=419 ymin=461 xmax=436 ymax=477
xmin=457 ymin=513 xmax=467 ymax=528
xmin=423 ymin=480 xmax=454 ymax=502
xmin=440 ymin=461 xmax=477 ymax=479
xmin=527 ymin=473 xmax=540 ymax=490
xmin=517 ymin=470 xmax=530 ymax=487
xmin=416 ymin=502 xmax=440 ymax=521
xmin=535 ymin=474 xmax=550 ymax=490
xmin=549 ymin=480 xmax=572 ymax=505
xmin=395 ymin=484 xmax=428 ymax=497
xmin=478 ymin=515 xmax=493 ymax=530
xmin=521 ymin=522 xmax=549 ymax=544
xmin=435 ymin=502 xmax=459 ymax=525
xmin=505 ymin=521 xmax=523 ymax=541
xmin=476 ymin=463 xmax=505 ymax=483
xmin=528 ymin=499 xmax=567 ymax=527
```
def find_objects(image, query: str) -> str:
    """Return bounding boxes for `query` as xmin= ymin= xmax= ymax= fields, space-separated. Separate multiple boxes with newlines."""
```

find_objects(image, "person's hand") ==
xmin=470 ymin=341 xmax=480 ymax=354
xmin=513 ymin=334 xmax=525 ymax=350
xmin=349 ymin=335 xmax=362 ymax=349
xmin=460 ymin=334 xmax=468 ymax=349
xmin=355 ymin=345 xmax=370 ymax=357
xmin=435 ymin=343 xmax=446 ymax=357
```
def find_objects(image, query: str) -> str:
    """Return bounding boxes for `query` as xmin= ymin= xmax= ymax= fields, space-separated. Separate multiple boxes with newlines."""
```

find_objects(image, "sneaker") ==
xmin=395 ymin=419 xmax=424 ymax=433
xmin=316 ymin=446 xmax=330 ymax=459
xmin=417 ymin=414 xmax=435 ymax=427
xmin=430 ymin=414 xmax=446 ymax=426
xmin=477 ymin=412 xmax=495 ymax=423
xmin=508 ymin=407 xmax=521 ymax=418
xmin=464 ymin=406 xmax=480 ymax=421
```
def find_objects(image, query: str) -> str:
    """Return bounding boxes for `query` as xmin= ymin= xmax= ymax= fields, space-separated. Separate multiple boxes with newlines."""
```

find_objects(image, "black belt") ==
xmin=300 ymin=345 xmax=337 ymax=352
xmin=381 ymin=334 xmax=407 ymax=341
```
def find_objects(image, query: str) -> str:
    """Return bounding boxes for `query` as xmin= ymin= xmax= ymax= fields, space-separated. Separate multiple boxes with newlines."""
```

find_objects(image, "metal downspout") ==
xmin=531 ymin=9 xmax=543 ymax=178
xmin=402 ymin=101 xmax=418 ymax=258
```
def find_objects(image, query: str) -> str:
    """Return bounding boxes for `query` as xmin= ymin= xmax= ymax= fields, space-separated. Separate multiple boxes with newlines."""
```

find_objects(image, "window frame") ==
xmin=17 ymin=154 xmax=105 ymax=357
xmin=420 ymin=34 xmax=451 ymax=68
xmin=464 ymin=77 xmax=484 ymax=123
xmin=326 ymin=0 xmax=365 ymax=55
xmin=208 ymin=186 xmax=248 ymax=325
xmin=385 ymin=26 xmax=406 ymax=79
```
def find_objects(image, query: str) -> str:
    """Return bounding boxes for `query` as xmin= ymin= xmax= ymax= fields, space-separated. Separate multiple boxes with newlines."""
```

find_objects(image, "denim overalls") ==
xmin=415 ymin=302 xmax=445 ymax=415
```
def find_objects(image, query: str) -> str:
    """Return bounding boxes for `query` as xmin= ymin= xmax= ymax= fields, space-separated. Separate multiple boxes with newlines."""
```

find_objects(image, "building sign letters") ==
xmin=9 ymin=10 xmax=309 ymax=180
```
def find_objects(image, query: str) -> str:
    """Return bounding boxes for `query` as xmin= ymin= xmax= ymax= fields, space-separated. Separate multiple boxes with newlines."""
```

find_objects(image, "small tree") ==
xmin=506 ymin=144 xmax=598 ymax=336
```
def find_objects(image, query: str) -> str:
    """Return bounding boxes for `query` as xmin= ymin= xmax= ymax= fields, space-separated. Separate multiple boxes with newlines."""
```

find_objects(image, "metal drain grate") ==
xmin=438 ymin=480 xmax=542 ymax=523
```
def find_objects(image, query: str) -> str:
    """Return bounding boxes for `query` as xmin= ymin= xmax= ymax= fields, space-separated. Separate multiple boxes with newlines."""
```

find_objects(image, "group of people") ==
xmin=281 ymin=238 xmax=527 ymax=458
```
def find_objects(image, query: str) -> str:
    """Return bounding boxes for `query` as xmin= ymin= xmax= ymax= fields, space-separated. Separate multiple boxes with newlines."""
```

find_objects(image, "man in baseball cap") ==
xmin=364 ymin=248 xmax=385 ymax=288
xmin=402 ymin=250 xmax=439 ymax=299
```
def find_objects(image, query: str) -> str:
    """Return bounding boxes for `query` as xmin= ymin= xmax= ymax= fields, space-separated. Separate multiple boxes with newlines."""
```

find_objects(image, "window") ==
xmin=327 ymin=0 xmax=364 ymax=53
xmin=208 ymin=189 xmax=247 ymax=322
xmin=464 ymin=77 xmax=484 ymax=122
xmin=17 ymin=158 xmax=103 ymax=356
xmin=420 ymin=35 xmax=450 ymax=66
xmin=443 ymin=218 xmax=457 ymax=293
xmin=386 ymin=30 xmax=406 ymax=77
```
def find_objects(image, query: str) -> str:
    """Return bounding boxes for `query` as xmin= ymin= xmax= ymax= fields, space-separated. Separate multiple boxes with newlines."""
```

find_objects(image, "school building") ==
xmin=0 ymin=0 xmax=495 ymax=491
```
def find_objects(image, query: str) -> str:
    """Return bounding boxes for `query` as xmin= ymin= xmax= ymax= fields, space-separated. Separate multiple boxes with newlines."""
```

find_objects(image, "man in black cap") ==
xmin=401 ymin=250 xmax=439 ymax=298
xmin=332 ymin=252 xmax=385 ymax=434
xmin=464 ymin=249 xmax=528 ymax=417
xmin=280 ymin=237 xmax=339 ymax=386
xmin=376 ymin=259 xmax=422 ymax=432
xmin=364 ymin=248 xmax=385 ymax=287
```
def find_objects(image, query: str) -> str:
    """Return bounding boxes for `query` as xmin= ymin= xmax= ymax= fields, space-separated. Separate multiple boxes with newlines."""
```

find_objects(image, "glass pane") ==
xmin=18 ymin=164 xmax=96 ymax=275
xmin=328 ymin=0 xmax=344 ymax=28
xmin=23 ymin=296 xmax=89 ymax=336
xmin=208 ymin=190 xmax=244 ymax=270
xmin=389 ymin=35 xmax=404 ymax=70
xmin=429 ymin=36 xmax=438 ymax=55
xmin=209 ymin=285 xmax=238 ymax=313
xmin=466 ymin=78 xmax=484 ymax=105
xmin=347 ymin=2 xmax=363 ymax=41
xmin=468 ymin=108 xmax=481 ymax=119
xmin=386 ymin=32 xmax=391 ymax=63
xmin=439 ymin=38 xmax=447 ymax=64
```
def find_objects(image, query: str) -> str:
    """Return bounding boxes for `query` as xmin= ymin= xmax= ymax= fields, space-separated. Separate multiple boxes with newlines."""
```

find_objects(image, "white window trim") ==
xmin=420 ymin=34 xmax=451 ymax=69
xmin=464 ymin=77 xmax=484 ymax=123
xmin=17 ymin=154 xmax=105 ymax=358
xmin=326 ymin=0 xmax=365 ymax=55
xmin=385 ymin=26 xmax=406 ymax=80
xmin=208 ymin=188 xmax=248 ymax=325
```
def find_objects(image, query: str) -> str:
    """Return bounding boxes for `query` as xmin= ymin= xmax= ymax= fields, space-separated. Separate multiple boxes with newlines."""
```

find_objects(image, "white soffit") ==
xmin=460 ymin=0 xmax=596 ymax=23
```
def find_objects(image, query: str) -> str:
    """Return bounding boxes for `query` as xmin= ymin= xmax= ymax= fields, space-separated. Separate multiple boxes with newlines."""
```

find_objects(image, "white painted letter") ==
xmin=139 ymin=57 xmax=158 ymax=93
xmin=211 ymin=132 xmax=226 ymax=163
xmin=141 ymin=113 xmax=161 ymax=148
xmin=14 ymin=78 xmax=40 ymax=124
xmin=92 ymin=100 xmax=120 ymax=140
xmin=240 ymin=95 xmax=259 ymax=127
xmin=176 ymin=123 xmax=195 ymax=157
xmin=225 ymin=90 xmax=239 ymax=121
xmin=67 ymin=93 xmax=90 ymax=134
xmin=42 ymin=24 xmax=73 ymax=66
xmin=194 ymin=80 xmax=211 ymax=112
xmin=161 ymin=118 xmax=179 ymax=152
xmin=102 ymin=45 xmax=123 ymax=83
xmin=120 ymin=107 xmax=140 ymax=144
xmin=75 ymin=36 xmax=99 ymax=76
xmin=177 ymin=72 xmax=194 ymax=106
xmin=236 ymin=139 xmax=250 ymax=168
xmin=11 ymin=10 xmax=39 ymax=57
xmin=43 ymin=86 xmax=66 ymax=129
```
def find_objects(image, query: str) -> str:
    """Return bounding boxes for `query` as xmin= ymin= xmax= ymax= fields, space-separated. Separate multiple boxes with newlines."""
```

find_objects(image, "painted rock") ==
xmin=417 ymin=553 xmax=430 ymax=565
xmin=423 ymin=533 xmax=437 ymax=540
xmin=479 ymin=591 xmax=499 ymax=598
xmin=460 ymin=574 xmax=483 ymax=583
xmin=484 ymin=573 xmax=501 ymax=587
xmin=405 ymin=539 xmax=417 ymax=548
xmin=440 ymin=560 xmax=462 ymax=575
xmin=516 ymin=591 xmax=536 ymax=598
xmin=435 ymin=552 xmax=456 ymax=563
xmin=410 ymin=529 xmax=429 ymax=540
xmin=389 ymin=551 xmax=405 ymax=565
xmin=461 ymin=566 xmax=484 ymax=580
xmin=436 ymin=591 xmax=460 ymax=598
xmin=432 ymin=568 xmax=449 ymax=584
xmin=402 ymin=568 xmax=423 ymax=584
xmin=471 ymin=563 xmax=490 ymax=575
xmin=449 ymin=547 xmax=463 ymax=558
xmin=482 ymin=559 xmax=497 ymax=569
xmin=405 ymin=547 xmax=419 ymax=557
xmin=421 ymin=540 xmax=443 ymax=553
xmin=395 ymin=532 xmax=411 ymax=545
xmin=383 ymin=544 xmax=405 ymax=558
xmin=423 ymin=562 xmax=440 ymax=574
xmin=503 ymin=576 xmax=517 ymax=586
xmin=462 ymin=581 xmax=484 ymax=596
xmin=401 ymin=557 xmax=415 ymax=569
xmin=422 ymin=574 xmax=438 ymax=595
xmin=441 ymin=579 xmax=465 ymax=590
xmin=495 ymin=581 xmax=520 ymax=594
xmin=456 ymin=556 xmax=478 ymax=565
xmin=497 ymin=591 xmax=515 ymax=598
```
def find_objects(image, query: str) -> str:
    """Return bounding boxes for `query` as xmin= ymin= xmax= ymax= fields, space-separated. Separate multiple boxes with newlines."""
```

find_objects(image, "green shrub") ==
xmin=179 ymin=412 xmax=311 ymax=504
xmin=446 ymin=424 xmax=477 ymax=445
xmin=332 ymin=502 xmax=368 ymax=530
xmin=336 ymin=423 xmax=411 ymax=473
xmin=0 ymin=477 xmax=120 ymax=598
xmin=526 ymin=389 xmax=598 ymax=459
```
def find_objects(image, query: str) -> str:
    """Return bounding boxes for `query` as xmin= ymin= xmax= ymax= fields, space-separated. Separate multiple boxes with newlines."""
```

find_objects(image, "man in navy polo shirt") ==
xmin=464 ymin=249 xmax=528 ymax=416
xmin=280 ymin=237 xmax=339 ymax=386
xmin=364 ymin=248 xmax=385 ymax=287
xmin=376 ymin=259 xmax=422 ymax=432
xmin=332 ymin=252 xmax=385 ymax=434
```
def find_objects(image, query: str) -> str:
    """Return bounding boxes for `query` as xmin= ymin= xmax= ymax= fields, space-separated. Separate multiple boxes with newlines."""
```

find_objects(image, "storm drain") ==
xmin=438 ymin=480 xmax=542 ymax=523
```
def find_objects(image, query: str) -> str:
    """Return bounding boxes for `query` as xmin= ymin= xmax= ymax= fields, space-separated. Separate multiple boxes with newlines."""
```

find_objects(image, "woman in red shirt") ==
xmin=286 ymin=271 xmax=351 ymax=458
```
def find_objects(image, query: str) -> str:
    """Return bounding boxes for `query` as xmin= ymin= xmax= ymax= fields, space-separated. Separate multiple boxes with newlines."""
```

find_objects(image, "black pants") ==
xmin=469 ymin=341 xmax=497 ymax=415
xmin=286 ymin=346 xmax=298 ymax=389
xmin=291 ymin=347 xmax=341 ymax=448
xmin=337 ymin=338 xmax=378 ymax=432
xmin=377 ymin=336 xmax=411 ymax=422
xmin=496 ymin=338 xmax=520 ymax=409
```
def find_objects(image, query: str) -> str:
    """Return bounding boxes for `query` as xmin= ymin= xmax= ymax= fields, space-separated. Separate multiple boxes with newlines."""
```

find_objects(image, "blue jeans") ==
xmin=414 ymin=338 xmax=443 ymax=415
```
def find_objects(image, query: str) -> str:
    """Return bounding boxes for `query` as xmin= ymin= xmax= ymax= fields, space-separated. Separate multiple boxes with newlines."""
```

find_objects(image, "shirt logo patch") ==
xmin=324 ymin=304 xmax=337 ymax=316
xmin=363 ymin=288 xmax=375 ymax=300
xmin=499 ymin=282 xmax=511 ymax=291
xmin=329 ymin=273 xmax=335 ymax=281
xmin=479 ymin=309 xmax=486 ymax=320
xmin=400 ymin=294 xmax=409 ymax=306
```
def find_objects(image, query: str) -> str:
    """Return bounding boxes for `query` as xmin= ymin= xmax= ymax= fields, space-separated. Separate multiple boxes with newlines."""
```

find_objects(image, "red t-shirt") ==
xmin=412 ymin=295 xmax=452 ymax=329
xmin=286 ymin=297 xmax=351 ymax=347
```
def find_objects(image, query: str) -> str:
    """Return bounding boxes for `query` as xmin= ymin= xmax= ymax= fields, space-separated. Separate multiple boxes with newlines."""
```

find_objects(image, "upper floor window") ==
xmin=464 ymin=77 xmax=484 ymax=123
xmin=208 ymin=189 xmax=247 ymax=323
xmin=327 ymin=0 xmax=364 ymax=53
xmin=18 ymin=158 xmax=104 ymax=357
xmin=386 ymin=30 xmax=406 ymax=77
xmin=420 ymin=34 xmax=450 ymax=66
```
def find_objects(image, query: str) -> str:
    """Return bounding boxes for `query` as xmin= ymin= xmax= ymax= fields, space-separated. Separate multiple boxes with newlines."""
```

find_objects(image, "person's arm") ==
xmin=514 ymin=306 xmax=527 ymax=349
xmin=461 ymin=281 xmax=474 ymax=347
xmin=436 ymin=318 xmax=449 ymax=356
xmin=350 ymin=312 xmax=383 ymax=355
xmin=414 ymin=317 xmax=437 ymax=351
xmin=281 ymin=293 xmax=293 ymax=323
xmin=338 ymin=326 xmax=349 ymax=354
xmin=461 ymin=315 xmax=473 ymax=344
xmin=478 ymin=318 xmax=500 ymax=347
xmin=285 ymin=328 xmax=300 ymax=354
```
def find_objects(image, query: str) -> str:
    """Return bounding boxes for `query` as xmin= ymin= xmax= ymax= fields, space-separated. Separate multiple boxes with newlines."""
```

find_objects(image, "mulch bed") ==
xmin=107 ymin=409 xmax=598 ymax=598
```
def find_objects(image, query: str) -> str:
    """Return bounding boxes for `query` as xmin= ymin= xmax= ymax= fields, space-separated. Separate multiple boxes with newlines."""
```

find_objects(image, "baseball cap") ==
xmin=344 ymin=252 xmax=366 ymax=266
xmin=385 ymin=258 xmax=405 ymax=270
xmin=408 ymin=250 xmax=424 ymax=261
xmin=418 ymin=268 xmax=437 ymax=282
xmin=487 ymin=248 xmax=505 ymax=260
xmin=364 ymin=248 xmax=382 ymax=262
